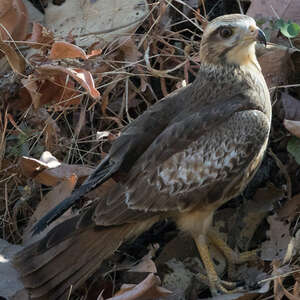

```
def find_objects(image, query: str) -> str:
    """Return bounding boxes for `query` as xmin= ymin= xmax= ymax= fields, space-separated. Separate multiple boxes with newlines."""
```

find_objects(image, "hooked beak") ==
xmin=256 ymin=28 xmax=267 ymax=47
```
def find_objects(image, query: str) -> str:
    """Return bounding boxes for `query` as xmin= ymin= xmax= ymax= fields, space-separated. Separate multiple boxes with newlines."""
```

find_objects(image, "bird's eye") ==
xmin=219 ymin=27 xmax=233 ymax=39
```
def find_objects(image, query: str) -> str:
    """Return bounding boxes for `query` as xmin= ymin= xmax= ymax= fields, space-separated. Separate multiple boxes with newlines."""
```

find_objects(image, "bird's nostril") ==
xmin=249 ymin=25 xmax=256 ymax=33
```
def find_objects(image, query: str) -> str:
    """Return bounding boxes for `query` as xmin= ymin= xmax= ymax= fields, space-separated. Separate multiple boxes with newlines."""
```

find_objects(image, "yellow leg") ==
xmin=207 ymin=230 xmax=258 ymax=279
xmin=194 ymin=235 xmax=240 ymax=296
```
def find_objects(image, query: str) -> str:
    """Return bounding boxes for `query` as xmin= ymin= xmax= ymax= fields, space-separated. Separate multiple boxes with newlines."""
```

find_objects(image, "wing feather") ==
xmin=93 ymin=109 xmax=270 ymax=226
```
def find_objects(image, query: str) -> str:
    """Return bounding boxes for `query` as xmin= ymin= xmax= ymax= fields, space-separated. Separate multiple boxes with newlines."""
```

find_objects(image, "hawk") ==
xmin=13 ymin=14 xmax=270 ymax=299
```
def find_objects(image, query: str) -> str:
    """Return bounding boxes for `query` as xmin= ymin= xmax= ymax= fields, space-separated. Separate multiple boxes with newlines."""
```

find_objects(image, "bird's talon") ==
xmin=210 ymin=278 xmax=242 ymax=295
xmin=220 ymin=279 xmax=238 ymax=288
xmin=197 ymin=273 xmax=244 ymax=295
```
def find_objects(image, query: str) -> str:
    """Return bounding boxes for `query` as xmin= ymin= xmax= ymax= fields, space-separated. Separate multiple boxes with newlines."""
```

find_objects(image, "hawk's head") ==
xmin=200 ymin=14 xmax=266 ymax=71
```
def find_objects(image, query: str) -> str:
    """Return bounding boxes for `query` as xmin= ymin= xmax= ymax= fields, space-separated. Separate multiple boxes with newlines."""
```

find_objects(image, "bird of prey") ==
xmin=13 ymin=14 xmax=270 ymax=299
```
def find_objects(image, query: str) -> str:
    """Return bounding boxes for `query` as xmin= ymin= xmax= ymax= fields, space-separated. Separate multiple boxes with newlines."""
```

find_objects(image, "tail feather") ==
xmin=39 ymin=226 xmax=137 ymax=300
xmin=18 ymin=238 xmax=75 ymax=279
xmin=12 ymin=216 xmax=152 ymax=300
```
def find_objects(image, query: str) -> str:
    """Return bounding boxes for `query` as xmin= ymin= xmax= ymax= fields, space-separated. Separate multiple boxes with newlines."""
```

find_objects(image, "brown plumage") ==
xmin=13 ymin=14 xmax=271 ymax=299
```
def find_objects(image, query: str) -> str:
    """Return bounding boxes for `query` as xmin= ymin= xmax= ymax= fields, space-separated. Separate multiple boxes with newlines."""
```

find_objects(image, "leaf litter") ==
xmin=1 ymin=0 xmax=300 ymax=299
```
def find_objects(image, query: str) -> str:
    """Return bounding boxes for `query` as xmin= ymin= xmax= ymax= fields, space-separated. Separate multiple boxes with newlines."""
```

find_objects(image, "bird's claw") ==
xmin=197 ymin=273 xmax=244 ymax=296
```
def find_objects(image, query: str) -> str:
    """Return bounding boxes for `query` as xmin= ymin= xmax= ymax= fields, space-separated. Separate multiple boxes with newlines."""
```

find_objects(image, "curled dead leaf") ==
xmin=118 ymin=37 xmax=142 ymax=64
xmin=0 ymin=0 xmax=28 ymax=42
xmin=27 ymin=22 xmax=54 ymax=50
xmin=236 ymin=184 xmax=283 ymax=251
xmin=37 ymin=64 xmax=100 ymax=100
xmin=19 ymin=151 xmax=93 ymax=186
xmin=261 ymin=214 xmax=291 ymax=261
xmin=50 ymin=41 xmax=101 ymax=59
xmin=17 ymin=73 xmax=82 ymax=110
xmin=21 ymin=77 xmax=42 ymax=109
xmin=0 ymin=0 xmax=28 ymax=73
xmin=284 ymin=119 xmax=300 ymax=138
xmin=20 ymin=156 xmax=49 ymax=178
xmin=282 ymin=92 xmax=300 ymax=121
xmin=49 ymin=41 xmax=88 ymax=60
xmin=0 ymin=38 xmax=25 ymax=74
xmin=129 ymin=244 xmax=159 ymax=273
xmin=87 ymin=48 xmax=102 ymax=59
xmin=278 ymin=194 xmax=300 ymax=222
xmin=257 ymin=44 xmax=292 ymax=90
xmin=106 ymin=273 xmax=172 ymax=300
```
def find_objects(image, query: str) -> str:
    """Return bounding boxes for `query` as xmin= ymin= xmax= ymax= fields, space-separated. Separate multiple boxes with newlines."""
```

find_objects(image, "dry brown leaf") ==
xmin=106 ymin=273 xmax=172 ymax=300
xmin=118 ymin=37 xmax=142 ymax=64
xmin=236 ymin=184 xmax=283 ymax=251
xmin=44 ymin=75 xmax=82 ymax=110
xmin=0 ymin=0 xmax=28 ymax=73
xmin=0 ymin=0 xmax=28 ymax=41
xmin=156 ymin=235 xmax=198 ymax=266
xmin=87 ymin=48 xmax=102 ymax=59
xmin=284 ymin=120 xmax=300 ymax=138
xmin=10 ymin=72 xmax=82 ymax=111
xmin=26 ymin=22 xmax=54 ymax=50
xmin=17 ymin=72 xmax=82 ymax=110
xmin=278 ymin=194 xmax=300 ymax=222
xmin=261 ymin=214 xmax=291 ymax=261
xmin=0 ymin=38 xmax=25 ymax=74
xmin=157 ymin=237 xmax=225 ymax=297
xmin=19 ymin=156 xmax=49 ymax=178
xmin=129 ymin=244 xmax=158 ymax=273
xmin=49 ymin=41 xmax=88 ymax=60
xmin=282 ymin=92 xmax=300 ymax=121
xmin=37 ymin=64 xmax=100 ymax=100
xmin=19 ymin=151 xmax=93 ymax=186
xmin=21 ymin=77 xmax=42 ymax=109
xmin=96 ymin=131 xmax=111 ymax=140
xmin=257 ymin=45 xmax=292 ymax=90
